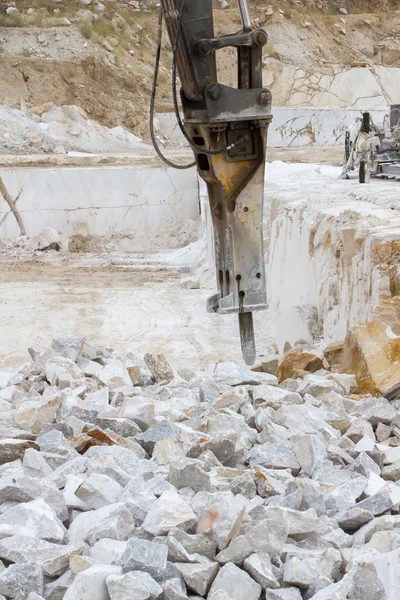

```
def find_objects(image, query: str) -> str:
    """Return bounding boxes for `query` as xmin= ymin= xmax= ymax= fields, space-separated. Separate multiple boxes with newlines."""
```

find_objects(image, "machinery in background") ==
xmin=342 ymin=105 xmax=400 ymax=183
xmin=151 ymin=0 xmax=272 ymax=364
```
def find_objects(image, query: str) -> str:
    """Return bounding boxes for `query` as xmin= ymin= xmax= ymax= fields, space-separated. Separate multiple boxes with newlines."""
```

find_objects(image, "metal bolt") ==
xmin=256 ymin=30 xmax=268 ymax=46
xmin=196 ymin=39 xmax=212 ymax=56
xmin=259 ymin=90 xmax=271 ymax=105
xmin=244 ymin=207 xmax=249 ymax=212
xmin=208 ymin=84 xmax=222 ymax=101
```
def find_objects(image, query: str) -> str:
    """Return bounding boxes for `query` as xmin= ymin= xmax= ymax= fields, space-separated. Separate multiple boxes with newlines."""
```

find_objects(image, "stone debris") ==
xmin=0 ymin=334 xmax=399 ymax=598
xmin=32 ymin=227 xmax=61 ymax=252
xmin=341 ymin=320 xmax=400 ymax=395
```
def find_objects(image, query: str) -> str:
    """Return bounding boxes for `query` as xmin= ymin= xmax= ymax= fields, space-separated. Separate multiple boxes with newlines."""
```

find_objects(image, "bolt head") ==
xmin=208 ymin=84 xmax=222 ymax=100
xmin=197 ymin=39 xmax=212 ymax=56
xmin=259 ymin=90 xmax=271 ymax=105
xmin=256 ymin=31 xmax=268 ymax=45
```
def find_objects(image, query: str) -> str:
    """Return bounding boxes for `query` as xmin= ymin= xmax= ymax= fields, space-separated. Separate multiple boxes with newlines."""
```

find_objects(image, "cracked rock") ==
xmin=0 ymin=498 xmax=66 ymax=541
xmin=106 ymin=570 xmax=163 ymax=600
xmin=0 ymin=535 xmax=84 ymax=576
xmin=243 ymin=552 xmax=279 ymax=588
xmin=0 ymin=562 xmax=44 ymax=599
xmin=67 ymin=502 xmax=135 ymax=545
xmin=63 ymin=564 xmax=122 ymax=600
xmin=142 ymin=489 xmax=197 ymax=536
xmin=208 ymin=562 xmax=261 ymax=600
xmin=120 ymin=538 xmax=168 ymax=579
xmin=2 ymin=334 xmax=400 ymax=599
xmin=144 ymin=353 xmax=175 ymax=384
xmin=175 ymin=562 xmax=219 ymax=596
xmin=75 ymin=473 xmax=123 ymax=509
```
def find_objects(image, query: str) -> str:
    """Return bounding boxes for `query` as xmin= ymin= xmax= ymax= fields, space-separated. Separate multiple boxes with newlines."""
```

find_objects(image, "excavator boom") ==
xmin=158 ymin=0 xmax=272 ymax=364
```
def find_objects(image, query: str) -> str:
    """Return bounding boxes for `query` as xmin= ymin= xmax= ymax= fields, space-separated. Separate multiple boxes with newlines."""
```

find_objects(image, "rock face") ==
xmin=0 ymin=334 xmax=400 ymax=598
xmin=341 ymin=320 xmax=400 ymax=395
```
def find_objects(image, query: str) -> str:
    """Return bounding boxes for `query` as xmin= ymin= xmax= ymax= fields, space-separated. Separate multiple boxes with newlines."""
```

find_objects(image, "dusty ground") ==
xmin=0 ymin=259 xmax=275 ymax=372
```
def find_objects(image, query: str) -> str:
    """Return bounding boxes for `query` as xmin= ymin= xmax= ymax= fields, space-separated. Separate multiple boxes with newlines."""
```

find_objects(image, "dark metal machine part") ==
xmin=160 ymin=0 xmax=272 ymax=364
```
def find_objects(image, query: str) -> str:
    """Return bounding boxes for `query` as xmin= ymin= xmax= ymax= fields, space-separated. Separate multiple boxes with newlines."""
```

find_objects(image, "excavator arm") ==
xmin=158 ymin=0 xmax=272 ymax=365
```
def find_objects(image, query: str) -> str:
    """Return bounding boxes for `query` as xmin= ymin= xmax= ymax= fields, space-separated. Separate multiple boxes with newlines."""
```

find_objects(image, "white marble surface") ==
xmin=264 ymin=162 xmax=400 ymax=348
xmin=267 ymin=66 xmax=400 ymax=108
xmin=0 ymin=163 xmax=199 ymax=245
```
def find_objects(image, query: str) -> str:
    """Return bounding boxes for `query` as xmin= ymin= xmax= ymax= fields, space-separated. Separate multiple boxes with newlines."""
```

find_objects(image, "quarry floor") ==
xmin=0 ymin=259 xmax=275 ymax=372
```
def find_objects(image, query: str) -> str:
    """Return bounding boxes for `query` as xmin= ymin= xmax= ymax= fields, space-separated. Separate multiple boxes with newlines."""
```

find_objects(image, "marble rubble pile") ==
xmin=0 ymin=331 xmax=400 ymax=599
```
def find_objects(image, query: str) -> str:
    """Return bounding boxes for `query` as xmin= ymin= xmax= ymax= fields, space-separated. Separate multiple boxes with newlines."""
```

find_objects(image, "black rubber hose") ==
xmin=149 ymin=6 xmax=196 ymax=169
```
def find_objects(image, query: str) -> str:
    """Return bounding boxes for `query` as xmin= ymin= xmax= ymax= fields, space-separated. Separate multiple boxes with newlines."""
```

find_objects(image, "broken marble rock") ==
xmin=252 ymin=385 xmax=303 ymax=410
xmin=382 ymin=459 xmax=400 ymax=481
xmin=106 ymin=570 xmax=163 ymax=600
xmin=356 ymin=484 xmax=400 ymax=516
xmin=323 ymin=340 xmax=344 ymax=372
xmin=0 ymin=498 xmax=66 ymax=542
xmin=208 ymin=562 xmax=261 ymax=600
xmin=354 ymin=396 xmax=396 ymax=428
xmin=127 ymin=360 xmax=154 ymax=388
xmin=0 ymin=562 xmax=44 ymax=599
xmin=340 ymin=319 xmax=400 ymax=395
xmin=195 ymin=492 xmax=247 ymax=550
xmin=0 ymin=474 xmax=68 ymax=520
xmin=323 ymin=476 xmax=368 ymax=515
xmin=213 ymin=362 xmax=278 ymax=387
xmin=334 ymin=507 xmax=375 ymax=532
xmin=94 ymin=417 xmax=141 ymax=439
xmin=45 ymin=356 xmax=84 ymax=388
xmin=44 ymin=569 xmax=75 ymax=600
xmin=206 ymin=412 xmax=257 ymax=451
xmin=283 ymin=556 xmax=319 ymax=589
xmin=74 ymin=473 xmax=123 ymax=510
xmin=297 ymin=374 xmax=339 ymax=397
xmin=198 ymin=378 xmax=222 ymax=403
xmin=120 ymin=538 xmax=168 ymax=580
xmin=175 ymin=562 xmax=219 ymax=596
xmin=163 ymin=577 xmax=189 ymax=600
xmin=0 ymin=438 xmax=39 ymax=465
xmin=50 ymin=335 xmax=86 ymax=362
xmin=23 ymin=447 xmax=54 ymax=478
xmin=272 ymin=404 xmax=337 ymax=437
xmin=347 ymin=562 xmax=386 ymax=600
xmin=139 ymin=421 xmax=182 ymax=454
xmin=49 ymin=455 xmax=87 ymax=488
xmin=144 ymin=353 xmax=175 ymax=384
xmin=63 ymin=564 xmax=122 ymax=600
xmin=70 ymin=554 xmax=99 ymax=574
xmin=265 ymin=590 xmax=302 ymax=600
xmin=346 ymin=418 xmax=375 ymax=444
xmin=243 ymin=552 xmax=279 ymax=588
xmin=90 ymin=539 xmax=128 ymax=565
xmin=142 ymin=489 xmax=197 ymax=536
xmin=276 ymin=350 xmax=324 ymax=383
xmin=67 ymin=502 xmax=135 ymax=545
xmin=216 ymin=516 xmax=287 ymax=564
xmin=289 ymin=434 xmax=326 ymax=477
xmin=0 ymin=535 xmax=84 ymax=577
xmin=15 ymin=394 xmax=61 ymax=434
xmin=168 ymin=458 xmax=212 ymax=493
xmin=249 ymin=443 xmax=301 ymax=474
xmin=166 ymin=529 xmax=217 ymax=562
